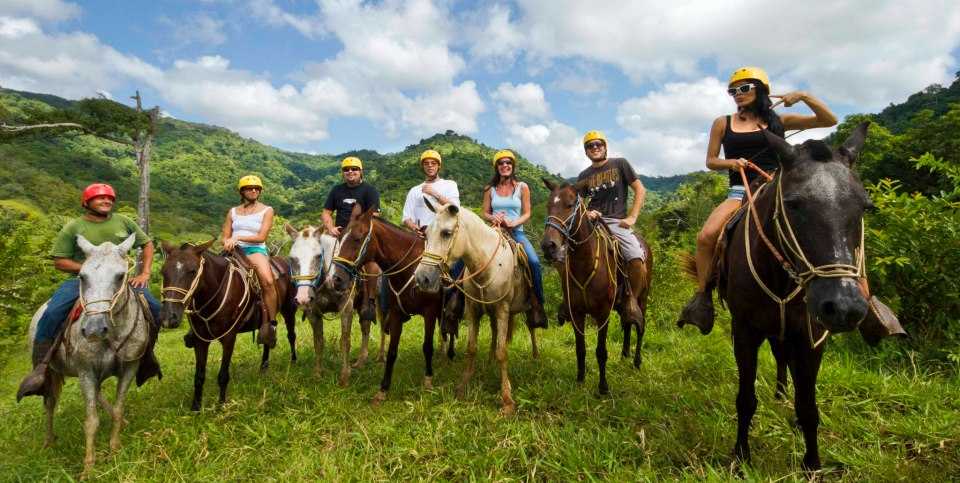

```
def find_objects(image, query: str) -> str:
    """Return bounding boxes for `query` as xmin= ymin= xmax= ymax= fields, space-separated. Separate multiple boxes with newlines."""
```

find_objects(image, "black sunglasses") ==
xmin=496 ymin=159 xmax=514 ymax=166
xmin=342 ymin=167 xmax=361 ymax=172
xmin=584 ymin=141 xmax=605 ymax=150
xmin=727 ymin=83 xmax=756 ymax=96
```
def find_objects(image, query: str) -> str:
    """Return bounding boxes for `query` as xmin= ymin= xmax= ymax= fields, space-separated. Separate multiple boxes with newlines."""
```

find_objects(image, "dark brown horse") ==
xmin=541 ymin=179 xmax=653 ymax=394
xmin=703 ymin=123 xmax=873 ymax=471
xmin=159 ymin=240 xmax=297 ymax=411
xmin=329 ymin=207 xmax=445 ymax=405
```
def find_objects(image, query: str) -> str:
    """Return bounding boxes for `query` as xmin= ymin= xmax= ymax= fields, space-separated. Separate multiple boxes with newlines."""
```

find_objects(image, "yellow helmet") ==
xmin=340 ymin=156 xmax=363 ymax=170
xmin=420 ymin=149 xmax=442 ymax=165
xmin=582 ymin=130 xmax=607 ymax=146
xmin=492 ymin=149 xmax=516 ymax=167
xmin=728 ymin=66 xmax=770 ymax=91
xmin=237 ymin=175 xmax=263 ymax=191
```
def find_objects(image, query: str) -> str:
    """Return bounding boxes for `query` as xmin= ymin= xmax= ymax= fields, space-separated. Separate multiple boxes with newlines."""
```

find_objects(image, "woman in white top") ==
xmin=222 ymin=175 xmax=278 ymax=347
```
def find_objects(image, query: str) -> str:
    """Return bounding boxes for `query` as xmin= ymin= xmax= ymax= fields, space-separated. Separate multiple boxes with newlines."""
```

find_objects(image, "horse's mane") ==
xmin=370 ymin=216 xmax=420 ymax=239
xmin=800 ymin=140 xmax=834 ymax=162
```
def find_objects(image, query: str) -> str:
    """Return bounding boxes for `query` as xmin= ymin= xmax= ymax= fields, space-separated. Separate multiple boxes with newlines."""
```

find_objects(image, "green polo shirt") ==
xmin=49 ymin=214 xmax=149 ymax=264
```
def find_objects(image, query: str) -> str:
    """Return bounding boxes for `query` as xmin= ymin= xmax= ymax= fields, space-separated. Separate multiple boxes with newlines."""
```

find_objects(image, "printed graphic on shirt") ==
xmin=581 ymin=167 xmax=621 ymax=197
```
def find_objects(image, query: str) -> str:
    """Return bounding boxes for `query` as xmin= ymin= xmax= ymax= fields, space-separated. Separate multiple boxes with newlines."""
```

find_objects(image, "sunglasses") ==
xmin=584 ymin=141 xmax=605 ymax=150
xmin=496 ymin=159 xmax=514 ymax=166
xmin=241 ymin=186 xmax=261 ymax=191
xmin=727 ymin=83 xmax=756 ymax=96
xmin=342 ymin=167 xmax=361 ymax=172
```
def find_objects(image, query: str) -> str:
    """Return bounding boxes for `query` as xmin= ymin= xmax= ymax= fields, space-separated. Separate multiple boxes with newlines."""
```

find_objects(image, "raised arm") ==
xmin=776 ymin=91 xmax=838 ymax=130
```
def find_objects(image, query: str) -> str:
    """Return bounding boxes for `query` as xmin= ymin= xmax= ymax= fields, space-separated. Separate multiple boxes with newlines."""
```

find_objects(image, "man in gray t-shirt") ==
xmin=576 ymin=130 xmax=648 ymax=325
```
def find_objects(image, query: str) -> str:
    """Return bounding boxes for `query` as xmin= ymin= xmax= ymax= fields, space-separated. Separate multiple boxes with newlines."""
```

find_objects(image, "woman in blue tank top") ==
xmin=678 ymin=66 xmax=837 ymax=335
xmin=482 ymin=149 xmax=547 ymax=328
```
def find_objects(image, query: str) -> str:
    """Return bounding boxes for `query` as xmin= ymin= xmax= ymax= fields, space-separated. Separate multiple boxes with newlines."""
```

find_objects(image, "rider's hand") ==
xmin=618 ymin=216 xmax=636 ymax=229
xmin=770 ymin=91 xmax=805 ymax=108
xmin=586 ymin=210 xmax=602 ymax=221
xmin=416 ymin=226 xmax=427 ymax=239
xmin=328 ymin=226 xmax=341 ymax=237
xmin=130 ymin=272 xmax=150 ymax=288
xmin=422 ymin=183 xmax=437 ymax=199
xmin=730 ymin=158 xmax=749 ymax=170
xmin=223 ymin=236 xmax=238 ymax=251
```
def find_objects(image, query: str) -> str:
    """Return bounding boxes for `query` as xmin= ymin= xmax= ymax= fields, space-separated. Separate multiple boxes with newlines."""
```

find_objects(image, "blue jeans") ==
xmin=511 ymin=229 xmax=544 ymax=304
xmin=35 ymin=278 xmax=161 ymax=342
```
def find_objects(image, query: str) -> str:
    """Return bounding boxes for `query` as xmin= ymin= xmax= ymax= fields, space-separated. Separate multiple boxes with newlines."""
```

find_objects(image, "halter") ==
xmin=290 ymin=244 xmax=326 ymax=288
xmin=740 ymin=164 xmax=866 ymax=349
xmin=161 ymin=253 xmax=253 ymax=343
xmin=77 ymin=257 xmax=148 ymax=360
xmin=420 ymin=211 xmax=511 ymax=304
xmin=544 ymin=194 xmax=592 ymax=247
xmin=332 ymin=219 xmax=374 ymax=280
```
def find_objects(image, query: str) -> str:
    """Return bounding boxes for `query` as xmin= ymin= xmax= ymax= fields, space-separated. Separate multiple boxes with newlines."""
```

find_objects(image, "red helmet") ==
xmin=81 ymin=183 xmax=116 ymax=206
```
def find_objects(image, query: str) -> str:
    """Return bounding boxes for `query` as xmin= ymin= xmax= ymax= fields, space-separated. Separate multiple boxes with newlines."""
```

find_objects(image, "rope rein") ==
xmin=161 ymin=253 xmax=253 ymax=343
xmin=77 ymin=258 xmax=148 ymax=362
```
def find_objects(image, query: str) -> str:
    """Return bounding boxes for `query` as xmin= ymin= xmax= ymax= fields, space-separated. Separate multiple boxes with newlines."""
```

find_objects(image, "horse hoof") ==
xmin=455 ymin=385 xmax=467 ymax=400
xmin=338 ymin=373 xmax=350 ymax=387
xmin=43 ymin=437 xmax=56 ymax=448
xmin=500 ymin=404 xmax=516 ymax=417
xmin=423 ymin=377 xmax=433 ymax=390
xmin=351 ymin=357 xmax=367 ymax=369
xmin=110 ymin=439 xmax=121 ymax=452
xmin=372 ymin=391 xmax=386 ymax=407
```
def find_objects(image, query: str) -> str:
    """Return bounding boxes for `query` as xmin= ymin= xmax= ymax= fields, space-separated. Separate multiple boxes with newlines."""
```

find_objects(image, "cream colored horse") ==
xmin=27 ymin=234 xmax=150 ymax=476
xmin=414 ymin=201 xmax=539 ymax=415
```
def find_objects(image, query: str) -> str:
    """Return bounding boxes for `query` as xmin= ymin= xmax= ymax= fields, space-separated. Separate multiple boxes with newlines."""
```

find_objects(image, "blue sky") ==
xmin=2 ymin=0 xmax=959 ymax=176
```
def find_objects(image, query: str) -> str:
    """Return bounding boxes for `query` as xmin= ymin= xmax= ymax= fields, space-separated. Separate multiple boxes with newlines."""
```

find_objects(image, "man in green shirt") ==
xmin=18 ymin=183 xmax=163 ymax=400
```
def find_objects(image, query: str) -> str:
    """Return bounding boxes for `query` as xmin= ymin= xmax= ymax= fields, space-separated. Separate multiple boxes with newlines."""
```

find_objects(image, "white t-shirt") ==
xmin=402 ymin=178 xmax=460 ymax=228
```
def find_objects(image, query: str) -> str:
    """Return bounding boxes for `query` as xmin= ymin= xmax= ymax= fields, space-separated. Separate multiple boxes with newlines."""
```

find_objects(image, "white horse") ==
xmin=286 ymin=224 xmax=382 ymax=385
xmin=414 ymin=202 xmax=539 ymax=415
xmin=26 ymin=234 xmax=150 ymax=476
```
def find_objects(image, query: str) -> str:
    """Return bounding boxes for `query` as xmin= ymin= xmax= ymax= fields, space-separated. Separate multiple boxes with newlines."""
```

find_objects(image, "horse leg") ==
xmin=218 ymin=335 xmax=238 ymax=405
xmin=377 ymin=322 xmax=387 ymax=363
xmin=79 ymin=372 xmax=100 ymax=475
xmin=285 ymin=307 xmax=297 ymax=363
xmin=338 ymin=307 xmax=353 ymax=387
xmin=373 ymin=313 xmax=403 ymax=406
xmin=310 ymin=310 xmax=324 ymax=377
xmin=191 ymin=341 xmax=210 ymax=411
xmin=597 ymin=320 xmax=610 ymax=396
xmin=423 ymin=312 xmax=436 ymax=389
xmin=791 ymin=344 xmax=825 ymax=471
xmin=769 ymin=337 xmax=789 ymax=400
xmin=621 ymin=317 xmax=631 ymax=359
xmin=43 ymin=372 xmax=63 ymax=448
xmin=732 ymin=323 xmax=764 ymax=467
xmin=353 ymin=317 xmax=371 ymax=369
xmin=456 ymin=305 xmax=481 ymax=400
xmin=488 ymin=316 xmax=497 ymax=362
xmin=574 ymin=315 xmax=587 ymax=384
xmin=107 ymin=364 xmax=137 ymax=452
xmin=495 ymin=306 xmax=515 ymax=415
xmin=528 ymin=322 xmax=539 ymax=360
xmin=633 ymin=313 xmax=645 ymax=369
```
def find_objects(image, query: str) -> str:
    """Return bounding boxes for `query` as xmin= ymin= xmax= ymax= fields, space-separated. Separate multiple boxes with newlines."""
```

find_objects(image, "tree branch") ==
xmin=1 ymin=122 xmax=86 ymax=132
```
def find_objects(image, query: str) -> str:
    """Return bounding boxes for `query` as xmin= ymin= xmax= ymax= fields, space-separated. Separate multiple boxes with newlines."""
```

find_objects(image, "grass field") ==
xmin=1 ymin=267 xmax=958 ymax=481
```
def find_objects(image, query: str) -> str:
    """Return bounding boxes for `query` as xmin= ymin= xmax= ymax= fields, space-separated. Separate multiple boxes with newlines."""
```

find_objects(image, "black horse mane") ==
xmin=800 ymin=139 xmax=834 ymax=162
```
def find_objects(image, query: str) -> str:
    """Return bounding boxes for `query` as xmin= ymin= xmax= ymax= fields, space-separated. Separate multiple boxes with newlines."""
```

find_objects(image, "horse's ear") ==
xmin=446 ymin=204 xmax=459 ymax=216
xmin=542 ymin=177 xmax=557 ymax=192
xmin=313 ymin=227 xmax=324 ymax=239
xmin=284 ymin=222 xmax=299 ymax=239
xmin=117 ymin=233 xmax=137 ymax=254
xmin=424 ymin=197 xmax=436 ymax=213
xmin=77 ymin=235 xmax=96 ymax=255
xmin=350 ymin=202 xmax=363 ymax=221
xmin=763 ymin=130 xmax=796 ymax=168
xmin=573 ymin=179 xmax=589 ymax=195
xmin=838 ymin=121 xmax=870 ymax=166
xmin=194 ymin=238 xmax=216 ymax=253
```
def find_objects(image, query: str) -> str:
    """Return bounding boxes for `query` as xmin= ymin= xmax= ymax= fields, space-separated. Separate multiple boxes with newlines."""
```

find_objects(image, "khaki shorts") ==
xmin=603 ymin=218 xmax=646 ymax=263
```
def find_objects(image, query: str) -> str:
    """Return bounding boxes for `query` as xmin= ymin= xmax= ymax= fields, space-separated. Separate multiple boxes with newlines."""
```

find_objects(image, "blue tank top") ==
xmin=490 ymin=182 xmax=525 ymax=232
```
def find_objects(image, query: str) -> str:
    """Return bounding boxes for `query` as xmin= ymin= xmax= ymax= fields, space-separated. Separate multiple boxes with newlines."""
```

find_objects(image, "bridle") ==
xmin=544 ymin=194 xmax=593 ymax=248
xmin=332 ymin=219 xmax=375 ymax=280
xmin=420 ymin=210 xmax=510 ymax=304
xmin=77 ymin=256 xmax=146 ymax=360
xmin=161 ymin=252 xmax=253 ymax=343
xmin=290 ymin=236 xmax=328 ymax=288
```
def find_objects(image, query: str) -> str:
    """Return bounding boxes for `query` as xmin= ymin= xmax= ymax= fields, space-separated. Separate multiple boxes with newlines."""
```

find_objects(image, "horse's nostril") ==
xmin=820 ymin=300 xmax=837 ymax=316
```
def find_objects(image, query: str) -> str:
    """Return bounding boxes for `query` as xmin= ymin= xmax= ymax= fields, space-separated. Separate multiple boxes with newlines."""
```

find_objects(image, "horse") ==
xmin=701 ymin=123 xmax=874 ymax=471
xmin=285 ymin=223 xmax=382 ymax=386
xmin=414 ymin=200 xmax=542 ymax=415
xmin=25 ymin=235 xmax=153 ymax=475
xmin=540 ymin=178 xmax=653 ymax=394
xmin=329 ymin=207 xmax=447 ymax=405
xmin=159 ymin=240 xmax=297 ymax=411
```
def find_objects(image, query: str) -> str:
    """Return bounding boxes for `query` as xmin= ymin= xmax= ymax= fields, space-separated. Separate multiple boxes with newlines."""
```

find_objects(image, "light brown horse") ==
xmin=541 ymin=179 xmax=653 ymax=394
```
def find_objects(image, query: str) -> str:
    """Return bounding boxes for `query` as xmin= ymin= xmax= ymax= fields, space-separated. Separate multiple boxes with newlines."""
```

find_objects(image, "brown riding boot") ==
xmin=136 ymin=322 xmax=163 ymax=387
xmin=16 ymin=339 xmax=53 ymax=401
xmin=618 ymin=260 xmax=644 ymax=326
xmin=677 ymin=291 xmax=715 ymax=335
xmin=858 ymin=296 xmax=907 ymax=346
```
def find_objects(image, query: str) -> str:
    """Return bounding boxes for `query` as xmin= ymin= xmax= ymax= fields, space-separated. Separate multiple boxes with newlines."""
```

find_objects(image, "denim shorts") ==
xmin=241 ymin=245 xmax=269 ymax=257
xmin=727 ymin=185 xmax=746 ymax=200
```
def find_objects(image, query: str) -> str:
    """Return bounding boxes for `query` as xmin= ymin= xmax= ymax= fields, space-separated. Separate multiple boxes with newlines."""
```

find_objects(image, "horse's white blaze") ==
xmin=553 ymin=195 xmax=560 ymax=204
xmin=175 ymin=261 xmax=183 ymax=272
xmin=295 ymin=286 xmax=311 ymax=305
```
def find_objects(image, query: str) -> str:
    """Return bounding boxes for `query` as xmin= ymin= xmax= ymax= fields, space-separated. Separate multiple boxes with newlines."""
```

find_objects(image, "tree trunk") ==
xmin=131 ymin=91 xmax=158 ymax=274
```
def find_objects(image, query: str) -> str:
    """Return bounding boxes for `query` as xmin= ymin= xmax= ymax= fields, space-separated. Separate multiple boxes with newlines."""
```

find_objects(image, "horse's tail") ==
xmin=678 ymin=251 xmax=697 ymax=281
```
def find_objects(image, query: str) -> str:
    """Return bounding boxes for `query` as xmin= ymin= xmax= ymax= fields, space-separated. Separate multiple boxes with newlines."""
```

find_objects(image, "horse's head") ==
xmin=331 ymin=205 xmax=376 ymax=293
xmin=415 ymin=199 xmax=463 ymax=293
xmin=541 ymin=177 xmax=585 ymax=263
xmin=159 ymin=238 xmax=214 ymax=329
xmin=286 ymin=223 xmax=331 ymax=305
xmin=765 ymin=121 xmax=872 ymax=333
xmin=76 ymin=234 xmax=136 ymax=340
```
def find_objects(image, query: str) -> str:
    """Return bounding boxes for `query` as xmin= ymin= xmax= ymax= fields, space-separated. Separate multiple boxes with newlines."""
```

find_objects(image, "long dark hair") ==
xmin=485 ymin=160 xmax=518 ymax=192
xmin=739 ymin=80 xmax=785 ymax=137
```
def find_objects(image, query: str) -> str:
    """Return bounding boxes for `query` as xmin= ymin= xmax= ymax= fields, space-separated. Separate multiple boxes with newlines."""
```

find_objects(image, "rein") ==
xmin=738 ymin=164 xmax=865 ymax=349
xmin=161 ymin=253 xmax=253 ymax=343
xmin=420 ymin=212 xmax=510 ymax=304
xmin=77 ymin=258 xmax=147 ymax=361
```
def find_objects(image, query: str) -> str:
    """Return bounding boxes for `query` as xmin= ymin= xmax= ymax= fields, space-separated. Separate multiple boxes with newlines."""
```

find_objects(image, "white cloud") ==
xmin=400 ymin=81 xmax=485 ymax=137
xmin=491 ymin=82 xmax=550 ymax=125
xmin=0 ymin=0 xmax=80 ymax=22
xmin=463 ymin=3 xmax=524 ymax=68
xmin=169 ymin=13 xmax=227 ymax=47
xmin=480 ymin=0 xmax=960 ymax=109
xmin=248 ymin=0 xmax=326 ymax=39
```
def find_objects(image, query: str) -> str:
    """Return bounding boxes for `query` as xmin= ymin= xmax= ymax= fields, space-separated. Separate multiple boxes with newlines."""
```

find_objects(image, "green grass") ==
xmin=1 ymin=267 xmax=958 ymax=481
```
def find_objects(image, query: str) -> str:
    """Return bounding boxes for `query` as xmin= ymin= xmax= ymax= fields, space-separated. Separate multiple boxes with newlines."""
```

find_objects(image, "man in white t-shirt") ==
xmin=402 ymin=149 xmax=460 ymax=235
xmin=401 ymin=149 xmax=464 ymax=333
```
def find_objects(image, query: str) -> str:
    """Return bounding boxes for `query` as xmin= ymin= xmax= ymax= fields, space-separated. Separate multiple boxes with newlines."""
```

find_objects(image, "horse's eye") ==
xmin=441 ymin=229 xmax=452 ymax=238
xmin=566 ymin=203 xmax=575 ymax=209
xmin=116 ymin=273 xmax=125 ymax=282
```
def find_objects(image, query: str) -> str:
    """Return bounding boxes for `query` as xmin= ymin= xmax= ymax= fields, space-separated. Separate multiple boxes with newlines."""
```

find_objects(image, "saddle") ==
xmin=225 ymin=249 xmax=287 ymax=295
xmin=497 ymin=228 xmax=534 ymax=290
